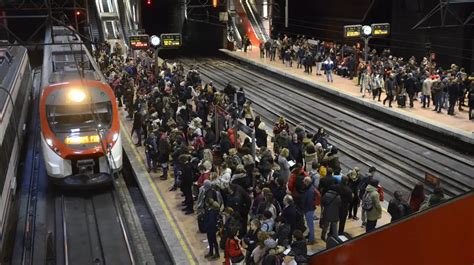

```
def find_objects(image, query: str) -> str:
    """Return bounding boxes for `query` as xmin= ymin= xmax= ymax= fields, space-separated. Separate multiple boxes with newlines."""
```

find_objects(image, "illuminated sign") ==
xmin=372 ymin=23 xmax=390 ymax=36
xmin=344 ymin=25 xmax=362 ymax=38
xmin=65 ymin=135 xmax=100 ymax=145
xmin=129 ymin=35 xmax=150 ymax=50
xmin=160 ymin=33 xmax=182 ymax=49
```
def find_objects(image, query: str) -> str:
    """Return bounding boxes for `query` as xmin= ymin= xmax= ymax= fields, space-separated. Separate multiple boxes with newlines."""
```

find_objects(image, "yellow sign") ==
xmin=372 ymin=23 xmax=390 ymax=36
xmin=65 ymin=135 xmax=100 ymax=145
xmin=344 ymin=25 xmax=362 ymax=38
xmin=160 ymin=33 xmax=182 ymax=48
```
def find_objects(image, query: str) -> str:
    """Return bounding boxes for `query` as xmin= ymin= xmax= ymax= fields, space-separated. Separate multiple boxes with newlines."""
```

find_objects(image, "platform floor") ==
xmin=222 ymin=48 xmax=474 ymax=134
xmin=119 ymin=109 xmax=390 ymax=264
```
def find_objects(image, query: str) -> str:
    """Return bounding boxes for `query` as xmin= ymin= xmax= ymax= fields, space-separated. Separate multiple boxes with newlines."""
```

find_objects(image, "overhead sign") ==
xmin=344 ymin=25 xmax=362 ymax=38
xmin=160 ymin=33 xmax=182 ymax=49
xmin=129 ymin=35 xmax=150 ymax=50
xmin=372 ymin=23 xmax=390 ymax=36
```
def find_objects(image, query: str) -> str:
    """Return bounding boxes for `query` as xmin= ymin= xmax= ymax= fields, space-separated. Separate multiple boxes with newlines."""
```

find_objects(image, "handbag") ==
xmin=230 ymin=255 xmax=245 ymax=264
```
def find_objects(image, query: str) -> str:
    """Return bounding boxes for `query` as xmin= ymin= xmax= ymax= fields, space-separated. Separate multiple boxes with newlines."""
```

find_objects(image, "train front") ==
xmin=39 ymin=80 xmax=122 ymax=187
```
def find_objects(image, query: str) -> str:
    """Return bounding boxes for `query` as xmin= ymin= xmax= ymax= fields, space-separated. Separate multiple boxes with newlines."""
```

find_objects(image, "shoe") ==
xmin=352 ymin=216 xmax=359 ymax=220
xmin=160 ymin=175 xmax=167 ymax=180
xmin=348 ymin=215 xmax=353 ymax=219
xmin=169 ymin=186 xmax=177 ymax=191
xmin=185 ymin=210 xmax=194 ymax=215
xmin=211 ymin=254 xmax=220 ymax=260
xmin=135 ymin=143 xmax=142 ymax=147
xmin=307 ymin=240 xmax=315 ymax=245
xmin=205 ymin=253 xmax=213 ymax=258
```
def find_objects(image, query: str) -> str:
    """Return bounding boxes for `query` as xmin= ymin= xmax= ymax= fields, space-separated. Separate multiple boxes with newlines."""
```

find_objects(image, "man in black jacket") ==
xmin=180 ymin=154 xmax=194 ymax=214
xmin=226 ymin=184 xmax=251 ymax=236
xmin=405 ymin=73 xmax=417 ymax=108
xmin=131 ymin=111 xmax=143 ymax=146
xmin=337 ymin=176 xmax=353 ymax=235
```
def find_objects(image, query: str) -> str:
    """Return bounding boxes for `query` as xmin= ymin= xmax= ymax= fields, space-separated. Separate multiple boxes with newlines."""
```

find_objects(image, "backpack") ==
xmin=377 ymin=185 xmax=384 ymax=201
xmin=361 ymin=192 xmax=374 ymax=211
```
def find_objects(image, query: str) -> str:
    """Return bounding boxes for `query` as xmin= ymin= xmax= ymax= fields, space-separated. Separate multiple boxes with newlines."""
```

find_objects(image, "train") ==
xmin=0 ymin=44 xmax=32 ymax=243
xmin=39 ymin=26 xmax=122 ymax=187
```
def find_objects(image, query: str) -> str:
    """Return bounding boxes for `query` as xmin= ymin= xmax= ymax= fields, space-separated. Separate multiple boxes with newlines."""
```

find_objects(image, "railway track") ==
xmin=54 ymin=189 xmax=135 ymax=265
xmin=181 ymin=57 xmax=474 ymax=198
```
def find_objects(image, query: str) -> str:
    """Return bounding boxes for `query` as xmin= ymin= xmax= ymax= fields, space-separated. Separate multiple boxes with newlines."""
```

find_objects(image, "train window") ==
xmin=46 ymin=102 xmax=112 ymax=133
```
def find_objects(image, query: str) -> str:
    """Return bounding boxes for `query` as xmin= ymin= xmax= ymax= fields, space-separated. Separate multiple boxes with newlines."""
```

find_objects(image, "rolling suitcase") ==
xmin=397 ymin=95 xmax=406 ymax=107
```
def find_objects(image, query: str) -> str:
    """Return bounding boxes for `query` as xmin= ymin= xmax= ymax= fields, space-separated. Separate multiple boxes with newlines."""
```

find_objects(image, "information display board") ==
xmin=160 ymin=33 xmax=182 ymax=49
xmin=129 ymin=35 xmax=150 ymax=50
xmin=344 ymin=25 xmax=362 ymax=38
xmin=372 ymin=23 xmax=390 ymax=36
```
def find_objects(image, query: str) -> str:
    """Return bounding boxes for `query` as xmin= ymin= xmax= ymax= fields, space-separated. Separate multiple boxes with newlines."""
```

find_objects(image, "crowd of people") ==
xmin=94 ymin=40 xmax=448 ymax=264
xmin=256 ymin=34 xmax=474 ymax=119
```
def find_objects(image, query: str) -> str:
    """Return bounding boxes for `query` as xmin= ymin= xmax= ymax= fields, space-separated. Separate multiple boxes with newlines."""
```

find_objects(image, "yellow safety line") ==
xmin=120 ymin=120 xmax=196 ymax=265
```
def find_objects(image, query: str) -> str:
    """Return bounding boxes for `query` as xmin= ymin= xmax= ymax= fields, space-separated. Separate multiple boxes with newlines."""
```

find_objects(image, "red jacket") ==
xmin=197 ymin=171 xmax=211 ymax=187
xmin=225 ymin=238 xmax=242 ymax=265
xmin=288 ymin=167 xmax=308 ymax=197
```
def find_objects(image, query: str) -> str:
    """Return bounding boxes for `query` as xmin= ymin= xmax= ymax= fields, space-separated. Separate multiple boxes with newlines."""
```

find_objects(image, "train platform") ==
xmin=119 ymin=109 xmax=391 ymax=264
xmin=220 ymin=48 xmax=474 ymax=147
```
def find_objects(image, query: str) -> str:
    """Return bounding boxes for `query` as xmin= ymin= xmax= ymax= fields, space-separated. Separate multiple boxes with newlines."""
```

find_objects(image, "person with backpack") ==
xmin=320 ymin=185 xmax=341 ymax=241
xmin=358 ymin=166 xmax=376 ymax=226
xmin=205 ymin=200 xmax=222 ymax=260
xmin=363 ymin=179 xmax=382 ymax=233
xmin=347 ymin=167 xmax=361 ymax=220
xmin=388 ymin=191 xmax=412 ymax=222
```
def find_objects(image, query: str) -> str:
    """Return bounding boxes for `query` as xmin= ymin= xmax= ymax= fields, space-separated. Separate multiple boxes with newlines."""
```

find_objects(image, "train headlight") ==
xmin=45 ymin=137 xmax=61 ymax=156
xmin=68 ymin=89 xmax=86 ymax=103
xmin=46 ymin=138 xmax=53 ymax=147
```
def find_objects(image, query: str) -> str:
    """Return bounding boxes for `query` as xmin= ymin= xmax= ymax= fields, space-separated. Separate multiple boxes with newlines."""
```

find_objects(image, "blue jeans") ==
xmin=305 ymin=210 xmax=315 ymax=242
xmin=326 ymin=70 xmax=333 ymax=82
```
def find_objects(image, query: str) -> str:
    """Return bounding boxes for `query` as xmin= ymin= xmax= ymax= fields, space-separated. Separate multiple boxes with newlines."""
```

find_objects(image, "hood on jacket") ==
xmin=366 ymin=184 xmax=377 ymax=193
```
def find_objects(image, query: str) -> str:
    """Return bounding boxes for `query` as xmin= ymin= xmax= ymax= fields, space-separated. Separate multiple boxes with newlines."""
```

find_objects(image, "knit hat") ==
xmin=258 ymin=122 xmax=266 ymax=130
xmin=264 ymin=238 xmax=277 ymax=249
xmin=369 ymin=178 xmax=379 ymax=187
xmin=202 ymin=160 xmax=212 ymax=171
xmin=229 ymin=148 xmax=238 ymax=156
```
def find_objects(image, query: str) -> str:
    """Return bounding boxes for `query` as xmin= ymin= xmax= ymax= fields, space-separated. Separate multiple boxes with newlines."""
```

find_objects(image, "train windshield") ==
xmin=46 ymin=102 xmax=113 ymax=133
xmin=45 ymin=86 xmax=113 ymax=133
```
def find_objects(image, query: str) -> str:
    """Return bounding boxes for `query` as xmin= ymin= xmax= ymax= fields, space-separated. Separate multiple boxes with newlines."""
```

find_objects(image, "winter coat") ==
xmin=304 ymin=151 xmax=318 ymax=172
xmin=422 ymin=79 xmax=433 ymax=95
xmin=302 ymin=186 xmax=317 ymax=212
xmin=281 ymin=205 xmax=297 ymax=233
xmin=337 ymin=184 xmax=353 ymax=212
xmin=365 ymin=185 xmax=382 ymax=221
xmin=205 ymin=207 xmax=221 ymax=233
xmin=321 ymin=189 xmax=341 ymax=222
xmin=322 ymin=153 xmax=341 ymax=173
xmin=277 ymin=156 xmax=291 ymax=182
xmin=255 ymin=127 xmax=268 ymax=148
xmin=288 ymin=141 xmax=304 ymax=164
xmin=273 ymin=223 xmax=291 ymax=247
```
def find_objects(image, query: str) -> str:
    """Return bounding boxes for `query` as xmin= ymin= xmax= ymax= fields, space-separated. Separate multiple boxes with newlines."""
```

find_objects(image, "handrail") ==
xmin=243 ymin=0 xmax=269 ymax=41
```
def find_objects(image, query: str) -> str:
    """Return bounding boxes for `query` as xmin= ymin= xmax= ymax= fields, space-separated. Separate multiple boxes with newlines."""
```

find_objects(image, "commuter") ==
xmin=261 ymin=211 xmax=275 ymax=232
xmin=255 ymin=122 xmax=268 ymax=148
xmin=469 ymin=82 xmax=474 ymax=120
xmin=131 ymin=110 xmax=143 ymax=146
xmin=372 ymin=72 xmax=384 ymax=101
xmin=259 ymin=42 xmax=265 ymax=58
xmin=388 ymin=191 xmax=412 ymax=222
xmin=432 ymin=77 xmax=443 ymax=112
xmin=273 ymin=216 xmax=291 ymax=247
xmin=320 ymin=185 xmax=341 ymax=241
xmin=290 ymin=230 xmax=308 ymax=263
xmin=322 ymin=57 xmax=334 ymax=82
xmin=301 ymin=177 xmax=317 ymax=244
xmin=224 ymin=228 xmax=245 ymax=265
xmin=278 ymin=148 xmax=291 ymax=182
xmin=243 ymin=219 xmax=261 ymax=264
xmin=347 ymin=167 xmax=361 ymax=220
xmin=420 ymin=187 xmax=446 ymax=211
xmin=383 ymin=74 xmax=395 ymax=107
xmin=288 ymin=133 xmax=304 ymax=164
xmin=422 ymin=75 xmax=434 ymax=108
xmin=281 ymin=195 xmax=299 ymax=235
xmin=447 ymin=77 xmax=460 ymax=115
xmin=180 ymin=154 xmax=195 ymax=214
xmin=409 ymin=183 xmax=426 ymax=212
xmin=204 ymin=200 xmax=221 ymax=260
xmin=337 ymin=176 xmax=353 ymax=235
xmin=144 ymin=131 xmax=158 ymax=172
xmin=405 ymin=73 xmax=417 ymax=108
xmin=243 ymin=101 xmax=255 ymax=126
xmin=363 ymin=179 xmax=382 ymax=232
xmin=359 ymin=166 xmax=376 ymax=226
